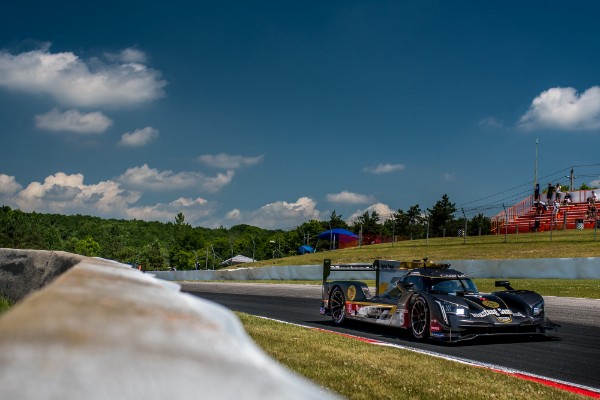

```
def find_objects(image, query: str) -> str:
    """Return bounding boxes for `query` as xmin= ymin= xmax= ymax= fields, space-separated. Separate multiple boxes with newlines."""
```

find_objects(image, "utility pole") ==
xmin=390 ymin=213 xmax=396 ymax=247
xmin=534 ymin=138 xmax=538 ymax=189
xmin=461 ymin=208 xmax=467 ymax=245
xmin=568 ymin=166 xmax=575 ymax=191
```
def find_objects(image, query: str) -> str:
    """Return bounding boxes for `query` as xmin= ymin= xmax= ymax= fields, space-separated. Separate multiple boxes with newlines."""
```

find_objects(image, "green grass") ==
xmin=244 ymin=229 xmax=600 ymax=268
xmin=473 ymin=279 xmax=600 ymax=298
xmin=0 ymin=297 xmax=13 ymax=314
xmin=238 ymin=313 xmax=587 ymax=400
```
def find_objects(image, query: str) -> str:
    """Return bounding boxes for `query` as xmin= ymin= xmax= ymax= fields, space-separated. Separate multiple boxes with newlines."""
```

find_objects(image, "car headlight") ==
xmin=436 ymin=300 xmax=470 ymax=323
xmin=532 ymin=300 xmax=544 ymax=316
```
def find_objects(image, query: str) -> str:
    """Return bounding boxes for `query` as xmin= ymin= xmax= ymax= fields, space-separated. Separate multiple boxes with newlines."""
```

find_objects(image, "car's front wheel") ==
xmin=330 ymin=287 xmax=346 ymax=324
xmin=411 ymin=296 xmax=430 ymax=340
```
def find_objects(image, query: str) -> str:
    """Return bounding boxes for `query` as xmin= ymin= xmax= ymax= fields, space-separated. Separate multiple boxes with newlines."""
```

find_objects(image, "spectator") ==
xmin=534 ymin=183 xmax=540 ymax=202
xmin=587 ymin=203 xmax=597 ymax=219
xmin=546 ymin=183 xmax=555 ymax=202
xmin=535 ymin=201 xmax=545 ymax=216
xmin=563 ymin=192 xmax=572 ymax=204
xmin=555 ymin=183 xmax=562 ymax=202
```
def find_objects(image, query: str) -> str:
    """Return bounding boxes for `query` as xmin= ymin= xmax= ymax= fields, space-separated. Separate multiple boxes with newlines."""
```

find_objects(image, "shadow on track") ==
xmin=308 ymin=319 xmax=559 ymax=347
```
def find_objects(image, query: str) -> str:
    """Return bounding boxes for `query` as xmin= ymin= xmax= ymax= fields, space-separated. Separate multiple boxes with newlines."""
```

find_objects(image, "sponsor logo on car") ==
xmin=482 ymin=300 xmax=500 ymax=309
xmin=347 ymin=286 xmax=357 ymax=301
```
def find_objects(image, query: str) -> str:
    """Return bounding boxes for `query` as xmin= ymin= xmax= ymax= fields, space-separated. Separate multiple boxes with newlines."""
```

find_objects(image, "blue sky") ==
xmin=1 ymin=1 xmax=600 ymax=229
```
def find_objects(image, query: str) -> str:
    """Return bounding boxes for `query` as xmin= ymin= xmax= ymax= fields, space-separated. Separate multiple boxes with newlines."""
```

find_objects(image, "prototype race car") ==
xmin=320 ymin=259 xmax=559 ymax=342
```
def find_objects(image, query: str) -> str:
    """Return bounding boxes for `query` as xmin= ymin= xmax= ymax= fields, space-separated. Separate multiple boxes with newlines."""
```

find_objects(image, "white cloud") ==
xmin=0 ymin=174 xmax=22 ymax=194
xmin=1 ymin=171 xmax=218 ymax=225
xmin=0 ymin=46 xmax=166 ymax=107
xmin=105 ymin=48 xmax=148 ymax=64
xmin=116 ymin=164 xmax=234 ymax=193
xmin=197 ymin=153 xmax=264 ymax=169
xmin=519 ymin=86 xmax=600 ymax=131
xmin=225 ymin=208 xmax=241 ymax=220
xmin=229 ymin=197 xmax=320 ymax=229
xmin=35 ymin=108 xmax=113 ymax=134
xmin=347 ymin=203 xmax=394 ymax=224
xmin=118 ymin=126 xmax=159 ymax=147
xmin=125 ymin=197 xmax=214 ymax=225
xmin=478 ymin=116 xmax=503 ymax=128
xmin=10 ymin=172 xmax=141 ymax=216
xmin=326 ymin=190 xmax=375 ymax=205
xmin=364 ymin=163 xmax=405 ymax=175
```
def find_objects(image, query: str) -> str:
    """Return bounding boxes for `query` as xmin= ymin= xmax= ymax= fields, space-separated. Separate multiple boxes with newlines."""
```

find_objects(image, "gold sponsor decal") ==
xmin=347 ymin=286 xmax=357 ymax=301
xmin=482 ymin=300 xmax=500 ymax=309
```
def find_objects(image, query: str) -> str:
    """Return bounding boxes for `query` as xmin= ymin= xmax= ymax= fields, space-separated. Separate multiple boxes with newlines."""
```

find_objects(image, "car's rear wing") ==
xmin=323 ymin=258 xmax=450 ymax=296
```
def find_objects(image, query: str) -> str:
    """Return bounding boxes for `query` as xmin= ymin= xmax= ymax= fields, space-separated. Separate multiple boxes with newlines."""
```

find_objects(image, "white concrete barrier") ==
xmin=153 ymin=257 xmax=600 ymax=281
xmin=0 ymin=250 xmax=338 ymax=400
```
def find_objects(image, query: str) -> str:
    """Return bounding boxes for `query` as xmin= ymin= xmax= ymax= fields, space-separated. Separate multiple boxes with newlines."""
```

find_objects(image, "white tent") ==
xmin=219 ymin=255 xmax=257 ymax=267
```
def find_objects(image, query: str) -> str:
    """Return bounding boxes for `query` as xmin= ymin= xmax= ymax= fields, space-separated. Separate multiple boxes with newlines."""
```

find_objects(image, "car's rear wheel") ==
xmin=411 ymin=296 xmax=430 ymax=340
xmin=330 ymin=287 xmax=346 ymax=324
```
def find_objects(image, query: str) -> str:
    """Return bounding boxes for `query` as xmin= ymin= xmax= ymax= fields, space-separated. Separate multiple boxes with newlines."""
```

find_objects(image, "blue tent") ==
xmin=317 ymin=228 xmax=359 ymax=249
xmin=298 ymin=245 xmax=315 ymax=255
xmin=317 ymin=228 xmax=358 ymax=239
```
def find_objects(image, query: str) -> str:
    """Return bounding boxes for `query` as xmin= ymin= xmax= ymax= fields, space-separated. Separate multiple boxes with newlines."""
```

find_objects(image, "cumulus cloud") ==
xmin=118 ymin=126 xmax=159 ymax=147
xmin=197 ymin=153 xmax=264 ymax=169
xmin=228 ymin=197 xmax=320 ymax=229
xmin=347 ymin=203 xmax=394 ymax=224
xmin=0 ymin=174 xmax=22 ymax=194
xmin=10 ymin=172 xmax=141 ymax=215
xmin=125 ymin=197 xmax=214 ymax=224
xmin=35 ymin=108 xmax=113 ymax=133
xmin=225 ymin=208 xmax=241 ymax=220
xmin=0 ymin=46 xmax=166 ymax=107
xmin=1 ymin=171 xmax=217 ymax=225
xmin=326 ymin=190 xmax=375 ymax=205
xmin=364 ymin=163 xmax=405 ymax=175
xmin=519 ymin=87 xmax=600 ymax=131
xmin=116 ymin=164 xmax=234 ymax=193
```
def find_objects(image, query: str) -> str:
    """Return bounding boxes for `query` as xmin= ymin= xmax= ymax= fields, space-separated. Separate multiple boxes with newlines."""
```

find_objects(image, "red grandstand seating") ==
xmin=492 ymin=191 xmax=598 ymax=234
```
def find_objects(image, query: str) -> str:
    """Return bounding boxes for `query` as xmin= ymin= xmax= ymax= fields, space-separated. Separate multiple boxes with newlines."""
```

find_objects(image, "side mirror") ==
xmin=495 ymin=280 xmax=514 ymax=290
xmin=402 ymin=282 xmax=414 ymax=289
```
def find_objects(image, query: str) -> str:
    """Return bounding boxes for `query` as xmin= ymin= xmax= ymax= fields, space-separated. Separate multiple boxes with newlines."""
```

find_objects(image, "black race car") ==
xmin=319 ymin=259 xmax=559 ymax=342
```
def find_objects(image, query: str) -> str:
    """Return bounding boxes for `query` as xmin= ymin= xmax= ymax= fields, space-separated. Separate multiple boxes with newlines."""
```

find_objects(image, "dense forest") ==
xmin=0 ymin=194 xmax=491 ymax=270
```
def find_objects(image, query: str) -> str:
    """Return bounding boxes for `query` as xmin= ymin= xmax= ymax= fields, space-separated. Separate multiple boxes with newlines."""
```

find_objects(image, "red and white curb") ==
xmin=256 ymin=316 xmax=600 ymax=399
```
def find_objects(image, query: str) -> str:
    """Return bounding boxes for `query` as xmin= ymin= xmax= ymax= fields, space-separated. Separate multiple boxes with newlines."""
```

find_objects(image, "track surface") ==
xmin=182 ymin=282 xmax=600 ymax=390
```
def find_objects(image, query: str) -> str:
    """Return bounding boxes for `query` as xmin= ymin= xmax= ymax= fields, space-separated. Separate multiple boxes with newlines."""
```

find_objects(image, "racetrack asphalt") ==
xmin=181 ymin=282 xmax=600 ymax=391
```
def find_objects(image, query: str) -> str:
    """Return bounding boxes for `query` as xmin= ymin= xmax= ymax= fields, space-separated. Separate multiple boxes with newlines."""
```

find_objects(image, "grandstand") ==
xmin=491 ymin=190 xmax=598 ymax=234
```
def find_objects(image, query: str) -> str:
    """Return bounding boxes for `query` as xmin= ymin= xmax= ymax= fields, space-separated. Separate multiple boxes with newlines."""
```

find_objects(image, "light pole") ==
xmin=390 ymin=213 xmax=396 ymax=247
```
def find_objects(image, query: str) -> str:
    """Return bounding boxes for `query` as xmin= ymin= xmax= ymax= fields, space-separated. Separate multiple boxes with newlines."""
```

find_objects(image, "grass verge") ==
xmin=0 ymin=297 xmax=13 ymax=314
xmin=473 ymin=279 xmax=600 ymax=299
xmin=246 ymin=229 xmax=600 ymax=267
xmin=238 ymin=313 xmax=587 ymax=400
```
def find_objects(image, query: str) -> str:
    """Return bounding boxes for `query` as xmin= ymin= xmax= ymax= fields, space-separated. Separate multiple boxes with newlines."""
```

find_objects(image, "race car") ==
xmin=319 ymin=259 xmax=559 ymax=342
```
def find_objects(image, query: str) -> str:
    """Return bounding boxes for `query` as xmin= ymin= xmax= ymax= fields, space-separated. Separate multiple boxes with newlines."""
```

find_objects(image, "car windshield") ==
xmin=428 ymin=278 xmax=478 ymax=294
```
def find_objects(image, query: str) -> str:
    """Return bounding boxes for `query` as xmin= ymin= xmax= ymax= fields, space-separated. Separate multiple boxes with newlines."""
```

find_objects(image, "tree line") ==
xmin=0 ymin=194 xmax=491 ymax=270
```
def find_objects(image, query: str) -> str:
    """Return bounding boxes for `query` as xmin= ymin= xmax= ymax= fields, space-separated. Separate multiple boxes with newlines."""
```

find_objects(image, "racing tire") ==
xmin=330 ymin=287 xmax=346 ymax=325
xmin=410 ymin=296 xmax=430 ymax=340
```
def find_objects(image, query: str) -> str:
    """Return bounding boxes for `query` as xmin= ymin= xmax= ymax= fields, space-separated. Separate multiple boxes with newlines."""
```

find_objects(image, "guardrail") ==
xmin=0 ymin=249 xmax=338 ymax=400
xmin=153 ymin=257 xmax=600 ymax=280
